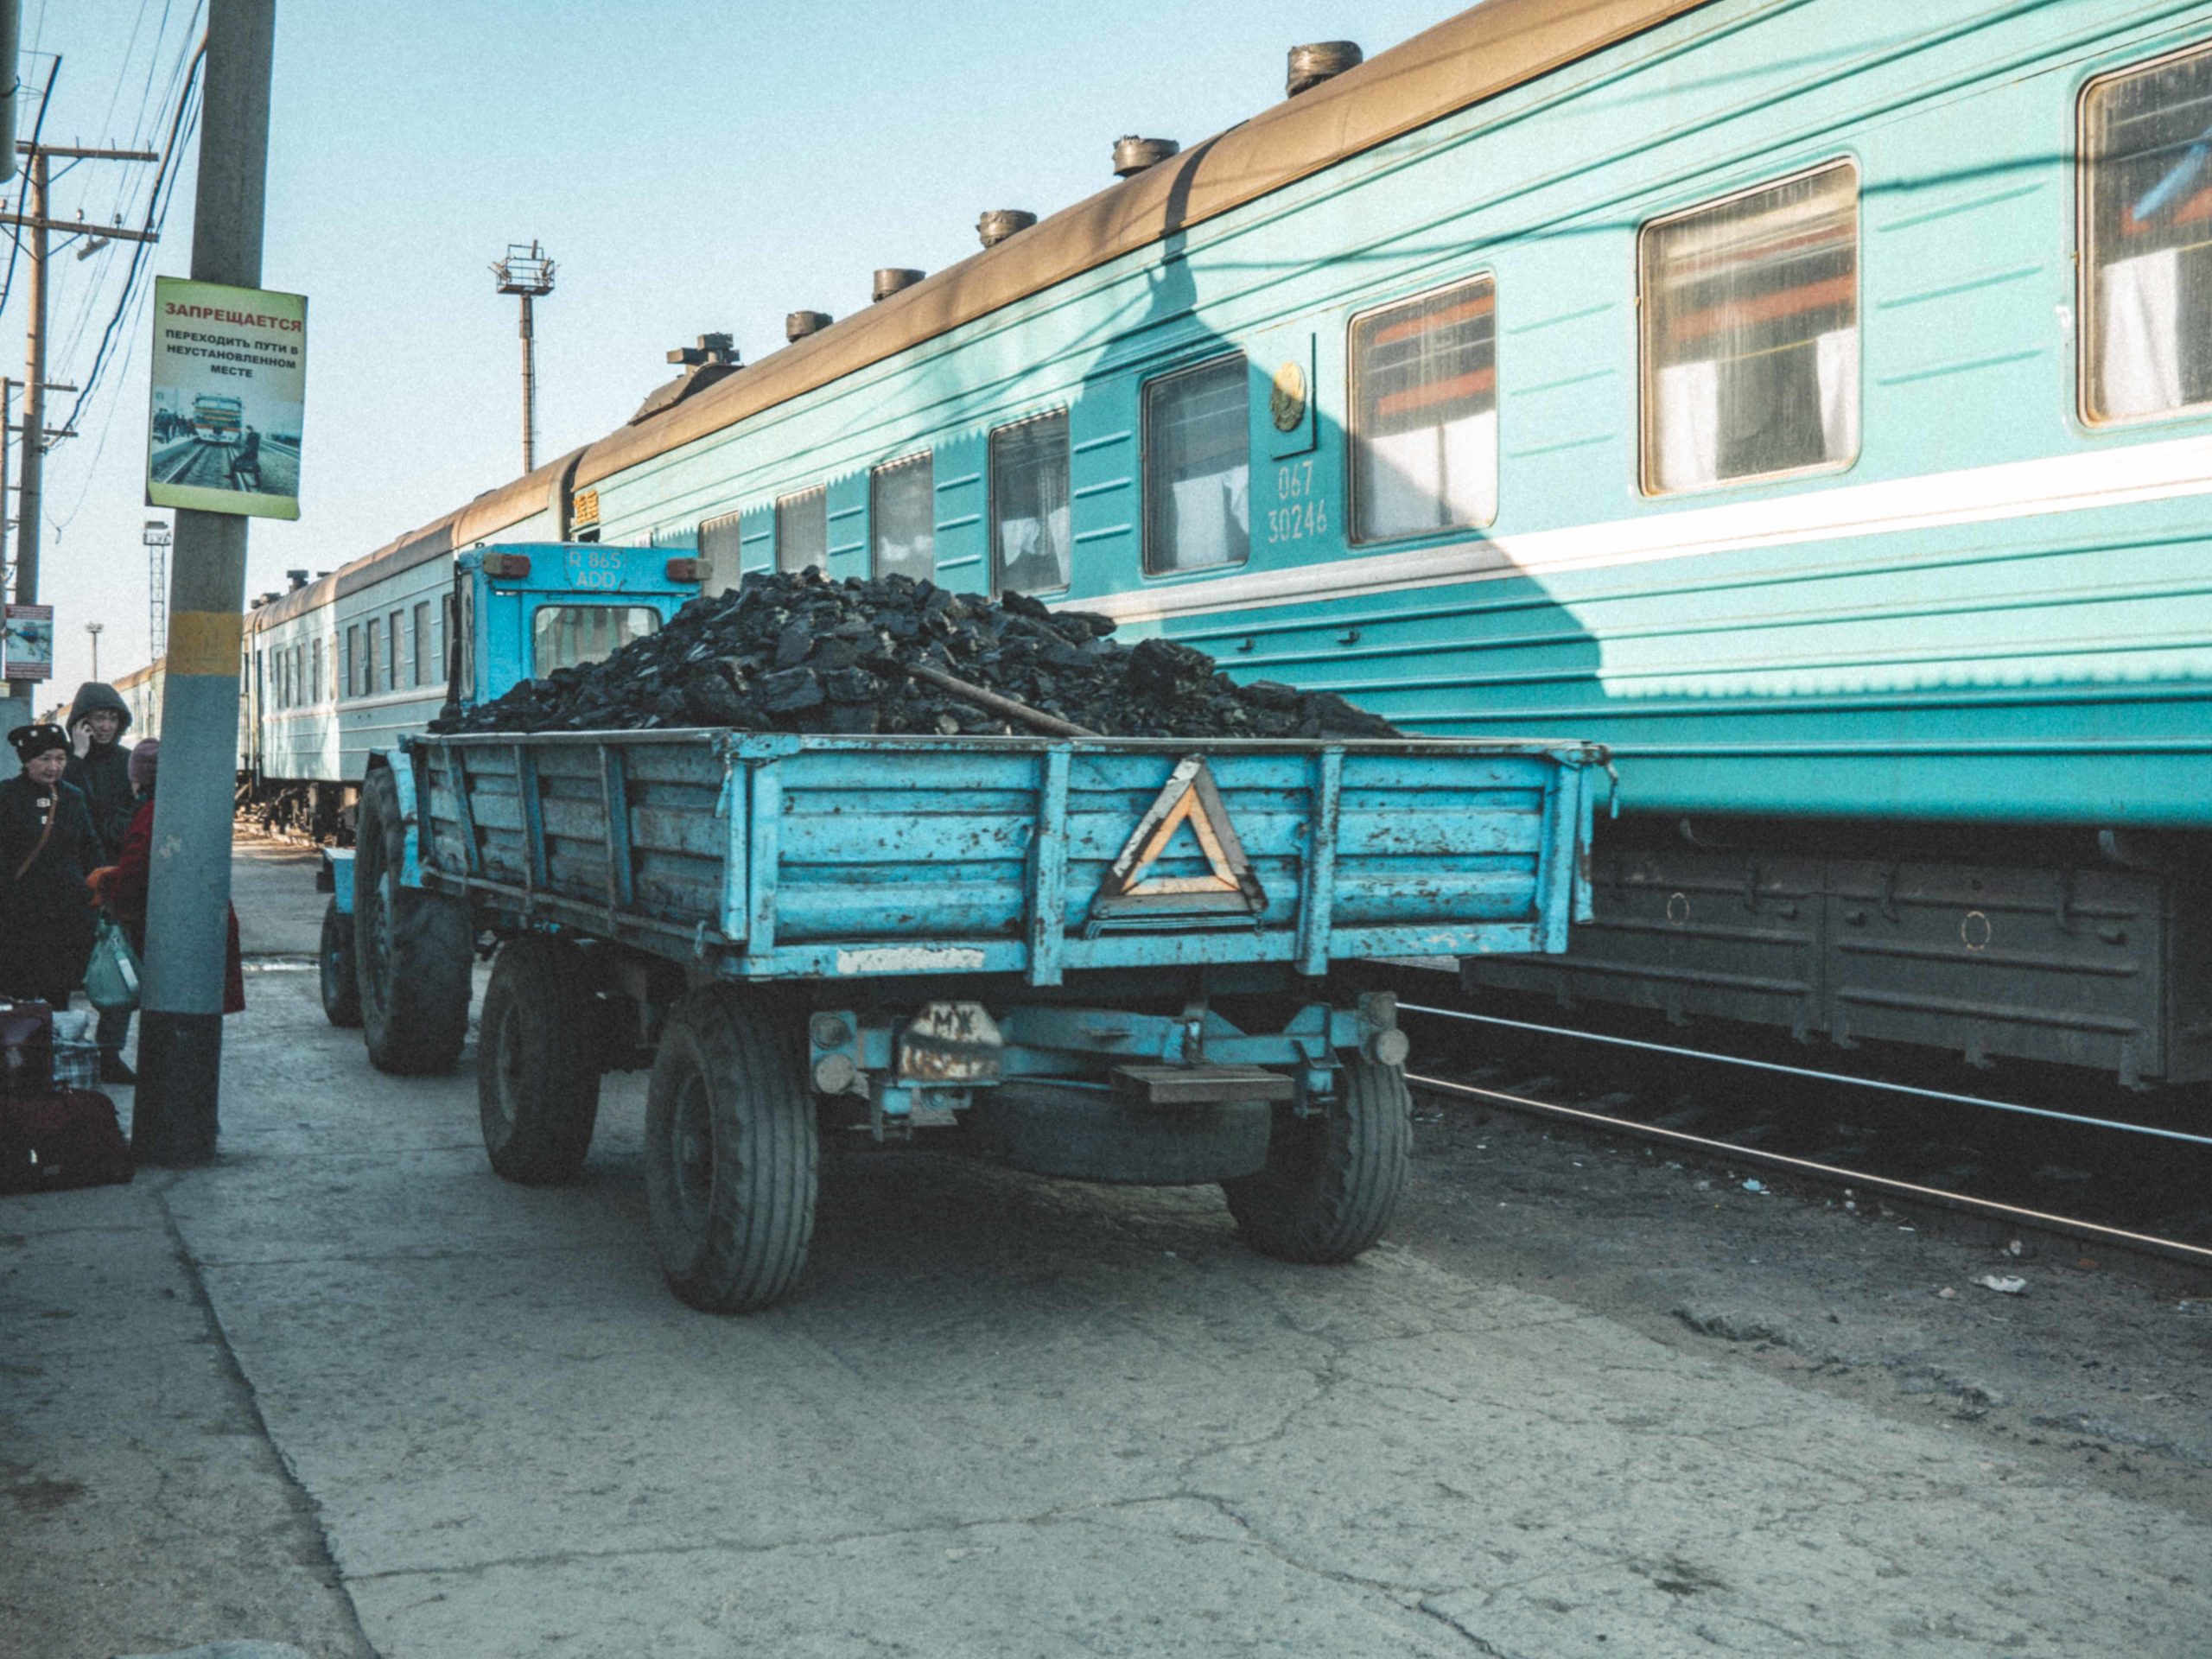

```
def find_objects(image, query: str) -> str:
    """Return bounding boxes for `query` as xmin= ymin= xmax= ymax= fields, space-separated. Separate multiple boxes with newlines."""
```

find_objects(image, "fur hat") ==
xmin=9 ymin=722 xmax=68 ymax=762
xmin=129 ymin=738 xmax=160 ymax=792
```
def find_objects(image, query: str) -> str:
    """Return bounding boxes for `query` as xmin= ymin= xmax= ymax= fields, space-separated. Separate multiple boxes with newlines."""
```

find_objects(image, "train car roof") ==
xmin=247 ymin=445 xmax=585 ymax=634
xmin=571 ymin=0 xmax=1711 ymax=493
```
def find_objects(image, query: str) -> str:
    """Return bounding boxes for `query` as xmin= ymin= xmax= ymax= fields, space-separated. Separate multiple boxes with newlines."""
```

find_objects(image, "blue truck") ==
xmin=338 ymin=719 xmax=1607 ymax=1312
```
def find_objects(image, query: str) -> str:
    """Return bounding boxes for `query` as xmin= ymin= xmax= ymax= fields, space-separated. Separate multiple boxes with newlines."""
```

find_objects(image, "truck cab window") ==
xmin=533 ymin=605 xmax=659 ymax=676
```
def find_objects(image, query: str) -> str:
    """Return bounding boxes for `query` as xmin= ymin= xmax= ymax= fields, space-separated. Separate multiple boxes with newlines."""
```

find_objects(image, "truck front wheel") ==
xmin=1222 ymin=1054 xmax=1411 ymax=1264
xmin=643 ymin=987 xmax=818 ymax=1313
xmin=355 ymin=764 xmax=474 ymax=1075
xmin=479 ymin=935 xmax=602 ymax=1184
xmin=320 ymin=898 xmax=361 ymax=1028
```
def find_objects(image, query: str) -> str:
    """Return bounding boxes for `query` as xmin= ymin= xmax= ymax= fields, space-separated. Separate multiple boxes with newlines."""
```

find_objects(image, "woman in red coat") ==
xmin=89 ymin=741 xmax=245 ymax=1016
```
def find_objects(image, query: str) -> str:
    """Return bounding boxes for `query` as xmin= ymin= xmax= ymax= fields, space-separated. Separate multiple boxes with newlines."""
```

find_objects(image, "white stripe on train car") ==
xmin=1083 ymin=431 xmax=2212 ymax=626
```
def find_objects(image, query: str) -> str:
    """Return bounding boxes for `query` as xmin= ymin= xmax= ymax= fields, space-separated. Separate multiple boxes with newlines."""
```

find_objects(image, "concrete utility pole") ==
xmin=137 ymin=0 xmax=276 ymax=1166
xmin=1 ymin=142 xmax=158 ymax=604
xmin=84 ymin=620 xmax=100 ymax=679
xmin=492 ymin=241 xmax=554 ymax=474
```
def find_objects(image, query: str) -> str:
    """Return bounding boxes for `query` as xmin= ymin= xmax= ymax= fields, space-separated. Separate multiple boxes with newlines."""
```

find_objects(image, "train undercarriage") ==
xmin=1459 ymin=816 xmax=2212 ymax=1091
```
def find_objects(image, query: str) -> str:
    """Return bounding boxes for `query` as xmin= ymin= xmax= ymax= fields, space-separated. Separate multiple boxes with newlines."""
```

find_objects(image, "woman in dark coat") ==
xmin=0 ymin=723 xmax=99 ymax=1007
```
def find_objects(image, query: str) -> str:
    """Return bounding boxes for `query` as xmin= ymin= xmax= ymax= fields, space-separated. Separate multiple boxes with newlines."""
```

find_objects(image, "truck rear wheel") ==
xmin=1222 ymin=1055 xmax=1411 ymax=1264
xmin=356 ymin=764 xmax=474 ymax=1075
xmin=643 ymin=987 xmax=818 ymax=1313
xmin=320 ymin=898 xmax=361 ymax=1028
xmin=479 ymin=936 xmax=602 ymax=1185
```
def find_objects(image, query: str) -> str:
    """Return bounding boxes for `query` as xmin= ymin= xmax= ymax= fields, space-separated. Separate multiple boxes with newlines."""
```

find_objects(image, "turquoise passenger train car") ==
xmin=138 ymin=0 xmax=2212 ymax=1084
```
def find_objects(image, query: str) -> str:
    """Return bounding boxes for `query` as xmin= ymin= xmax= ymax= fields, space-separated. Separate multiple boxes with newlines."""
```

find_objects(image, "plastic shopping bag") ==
xmin=84 ymin=915 xmax=142 ymax=1014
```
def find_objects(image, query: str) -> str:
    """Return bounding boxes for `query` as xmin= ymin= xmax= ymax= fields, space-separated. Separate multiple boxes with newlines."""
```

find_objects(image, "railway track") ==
xmin=1400 ymin=997 xmax=2212 ymax=1270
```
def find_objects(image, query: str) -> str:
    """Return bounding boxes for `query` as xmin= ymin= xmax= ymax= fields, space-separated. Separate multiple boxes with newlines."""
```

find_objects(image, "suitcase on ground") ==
xmin=0 ymin=1089 xmax=132 ymax=1194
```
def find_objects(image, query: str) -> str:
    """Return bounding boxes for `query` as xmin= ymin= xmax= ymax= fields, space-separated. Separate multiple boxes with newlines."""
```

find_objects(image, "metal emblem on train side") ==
xmin=1269 ymin=360 xmax=1308 ymax=432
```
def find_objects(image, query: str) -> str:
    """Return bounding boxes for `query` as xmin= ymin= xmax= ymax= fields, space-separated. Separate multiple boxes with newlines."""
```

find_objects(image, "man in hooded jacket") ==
xmin=63 ymin=682 xmax=137 ymax=1082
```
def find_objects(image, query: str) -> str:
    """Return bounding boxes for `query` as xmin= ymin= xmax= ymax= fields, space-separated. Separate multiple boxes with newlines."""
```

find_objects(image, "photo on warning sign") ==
xmin=145 ymin=276 xmax=308 ymax=521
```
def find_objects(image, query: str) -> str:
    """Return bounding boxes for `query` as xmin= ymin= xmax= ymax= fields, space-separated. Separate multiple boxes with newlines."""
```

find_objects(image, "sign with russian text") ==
xmin=3 ymin=604 xmax=54 ymax=681
xmin=145 ymin=276 xmax=308 ymax=520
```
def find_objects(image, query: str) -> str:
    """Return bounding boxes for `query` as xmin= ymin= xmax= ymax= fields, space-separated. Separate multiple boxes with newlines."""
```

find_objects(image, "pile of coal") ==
xmin=432 ymin=569 xmax=1400 ymax=741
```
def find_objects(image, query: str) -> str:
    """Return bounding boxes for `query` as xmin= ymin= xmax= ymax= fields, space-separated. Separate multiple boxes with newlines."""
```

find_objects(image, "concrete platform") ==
xmin=3 ymin=838 xmax=2206 ymax=1657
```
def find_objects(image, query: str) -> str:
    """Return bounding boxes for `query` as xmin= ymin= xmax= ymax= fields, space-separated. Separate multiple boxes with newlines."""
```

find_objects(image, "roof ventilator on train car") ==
xmin=667 ymin=332 xmax=737 ymax=373
xmin=1286 ymin=41 xmax=1362 ymax=96
xmin=785 ymin=310 xmax=832 ymax=342
xmin=976 ymin=209 xmax=1036 ymax=249
xmin=872 ymin=268 xmax=925 ymax=302
xmin=1111 ymin=136 xmax=1178 ymax=177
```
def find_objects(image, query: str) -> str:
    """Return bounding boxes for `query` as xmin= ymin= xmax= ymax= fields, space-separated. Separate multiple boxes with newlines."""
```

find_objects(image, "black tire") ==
xmin=478 ymin=935 xmax=602 ymax=1185
xmin=1222 ymin=1054 xmax=1411 ymax=1264
xmin=320 ymin=898 xmax=361 ymax=1028
xmin=643 ymin=987 xmax=817 ymax=1313
xmin=355 ymin=763 xmax=474 ymax=1075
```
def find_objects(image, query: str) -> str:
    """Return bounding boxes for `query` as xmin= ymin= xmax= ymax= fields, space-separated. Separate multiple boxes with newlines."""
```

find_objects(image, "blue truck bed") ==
xmin=406 ymin=730 xmax=1606 ymax=984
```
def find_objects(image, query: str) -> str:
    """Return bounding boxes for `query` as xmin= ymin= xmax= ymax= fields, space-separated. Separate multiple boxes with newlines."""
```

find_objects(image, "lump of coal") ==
xmin=431 ymin=568 xmax=1402 ymax=741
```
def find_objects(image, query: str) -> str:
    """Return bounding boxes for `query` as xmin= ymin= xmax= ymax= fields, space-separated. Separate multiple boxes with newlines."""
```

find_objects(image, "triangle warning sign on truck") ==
xmin=1090 ymin=754 xmax=1268 ymax=925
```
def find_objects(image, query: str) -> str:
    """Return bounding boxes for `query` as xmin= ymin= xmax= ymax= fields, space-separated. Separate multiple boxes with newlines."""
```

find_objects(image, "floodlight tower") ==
xmin=143 ymin=519 xmax=171 ymax=659
xmin=491 ymin=240 xmax=556 ymax=474
xmin=86 ymin=621 xmax=103 ymax=680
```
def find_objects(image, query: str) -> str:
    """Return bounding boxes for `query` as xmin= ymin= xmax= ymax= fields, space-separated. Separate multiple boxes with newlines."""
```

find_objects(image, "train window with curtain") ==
xmin=533 ymin=606 xmax=659 ymax=676
xmin=345 ymin=624 xmax=360 ymax=698
xmin=989 ymin=412 xmax=1071 ymax=595
xmin=699 ymin=510 xmax=743 ymax=582
xmin=386 ymin=610 xmax=403 ymax=690
xmin=412 ymin=601 xmax=431 ymax=686
xmin=365 ymin=618 xmax=383 ymax=694
xmin=289 ymin=646 xmax=302 ymax=707
xmin=2082 ymin=42 xmax=2212 ymax=423
xmin=871 ymin=452 xmax=935 ymax=582
xmin=311 ymin=638 xmax=323 ymax=704
xmin=1350 ymin=276 xmax=1498 ymax=542
xmin=1640 ymin=160 xmax=1859 ymax=493
xmin=776 ymin=486 xmax=827 ymax=574
xmin=1143 ymin=354 xmax=1249 ymax=575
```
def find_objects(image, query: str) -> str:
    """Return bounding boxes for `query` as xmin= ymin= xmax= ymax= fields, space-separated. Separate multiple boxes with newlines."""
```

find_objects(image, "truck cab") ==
xmin=448 ymin=542 xmax=706 ymax=713
xmin=319 ymin=541 xmax=706 ymax=1022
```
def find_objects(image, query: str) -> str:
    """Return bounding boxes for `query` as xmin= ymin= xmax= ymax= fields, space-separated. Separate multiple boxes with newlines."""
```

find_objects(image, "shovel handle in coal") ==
xmin=884 ymin=658 xmax=1100 ymax=738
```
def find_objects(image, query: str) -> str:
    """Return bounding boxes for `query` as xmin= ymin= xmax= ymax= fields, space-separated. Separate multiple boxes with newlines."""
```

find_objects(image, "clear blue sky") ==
xmin=23 ymin=0 xmax=1464 ymax=701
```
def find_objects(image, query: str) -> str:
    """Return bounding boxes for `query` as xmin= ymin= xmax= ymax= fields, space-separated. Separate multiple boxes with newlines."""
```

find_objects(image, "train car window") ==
xmin=2082 ymin=41 xmax=2212 ymax=423
xmin=1640 ymin=160 xmax=1859 ymax=493
xmin=311 ymin=638 xmax=323 ymax=704
xmin=345 ymin=624 xmax=359 ymax=698
xmin=989 ymin=412 xmax=1071 ymax=596
xmin=387 ymin=609 xmax=403 ymax=690
xmin=1349 ymin=276 xmax=1498 ymax=543
xmin=533 ymin=606 xmax=659 ymax=676
xmin=871 ymin=452 xmax=935 ymax=582
xmin=412 ymin=601 xmax=432 ymax=687
xmin=775 ymin=486 xmax=827 ymax=574
xmin=699 ymin=511 xmax=743 ymax=582
xmin=365 ymin=618 xmax=383 ymax=695
xmin=1143 ymin=354 xmax=1250 ymax=575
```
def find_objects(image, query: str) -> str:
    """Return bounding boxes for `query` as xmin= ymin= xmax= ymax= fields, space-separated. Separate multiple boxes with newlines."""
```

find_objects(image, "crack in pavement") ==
xmin=155 ymin=1176 xmax=385 ymax=1659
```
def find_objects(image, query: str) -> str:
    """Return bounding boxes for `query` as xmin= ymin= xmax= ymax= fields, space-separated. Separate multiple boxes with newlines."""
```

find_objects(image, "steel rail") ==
xmin=1399 ymin=1003 xmax=2212 ymax=1149
xmin=1406 ymin=1071 xmax=2212 ymax=1268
